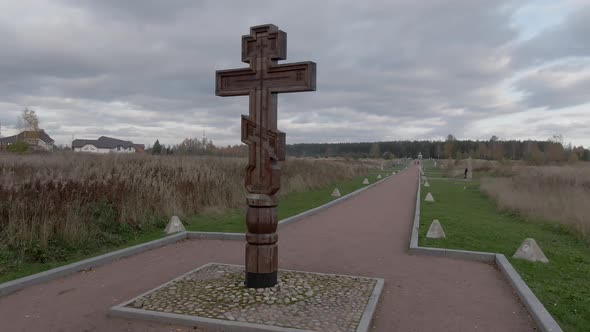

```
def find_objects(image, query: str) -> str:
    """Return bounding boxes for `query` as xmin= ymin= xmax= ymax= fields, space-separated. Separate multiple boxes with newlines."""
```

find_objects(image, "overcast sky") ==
xmin=0 ymin=0 xmax=589 ymax=147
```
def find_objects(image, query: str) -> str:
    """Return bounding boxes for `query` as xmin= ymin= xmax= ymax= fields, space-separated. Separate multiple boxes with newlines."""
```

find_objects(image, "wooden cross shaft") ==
xmin=241 ymin=115 xmax=285 ymax=196
xmin=215 ymin=24 xmax=316 ymax=288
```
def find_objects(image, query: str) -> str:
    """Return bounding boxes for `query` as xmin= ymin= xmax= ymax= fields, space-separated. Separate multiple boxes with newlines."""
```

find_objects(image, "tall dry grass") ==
xmin=0 ymin=153 xmax=367 ymax=262
xmin=479 ymin=164 xmax=590 ymax=239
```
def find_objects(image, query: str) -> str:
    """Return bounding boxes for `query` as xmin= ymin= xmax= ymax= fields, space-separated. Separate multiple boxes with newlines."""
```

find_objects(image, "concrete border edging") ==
xmin=409 ymin=171 xmax=421 ymax=249
xmin=409 ymin=168 xmax=562 ymax=332
xmin=187 ymin=231 xmax=245 ymax=241
xmin=111 ymin=307 xmax=311 ymax=332
xmin=0 ymin=231 xmax=188 ymax=297
xmin=357 ymin=278 xmax=385 ymax=332
xmin=410 ymin=246 xmax=496 ymax=263
xmin=0 ymin=168 xmax=403 ymax=298
xmin=496 ymin=254 xmax=562 ymax=332
xmin=109 ymin=263 xmax=384 ymax=332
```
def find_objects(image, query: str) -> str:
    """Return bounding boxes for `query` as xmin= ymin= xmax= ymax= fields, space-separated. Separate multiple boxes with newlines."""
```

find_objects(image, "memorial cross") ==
xmin=216 ymin=24 xmax=316 ymax=288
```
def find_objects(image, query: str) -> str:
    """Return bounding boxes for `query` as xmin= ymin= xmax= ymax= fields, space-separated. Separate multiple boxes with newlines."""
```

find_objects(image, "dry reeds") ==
xmin=480 ymin=164 xmax=590 ymax=239
xmin=0 ymin=153 xmax=367 ymax=262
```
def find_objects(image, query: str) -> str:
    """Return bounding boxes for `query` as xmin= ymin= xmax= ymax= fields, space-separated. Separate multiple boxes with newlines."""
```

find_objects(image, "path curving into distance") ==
xmin=0 ymin=166 xmax=535 ymax=331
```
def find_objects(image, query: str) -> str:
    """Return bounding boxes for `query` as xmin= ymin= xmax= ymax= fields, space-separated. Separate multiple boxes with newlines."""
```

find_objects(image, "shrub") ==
xmin=7 ymin=141 xmax=30 ymax=154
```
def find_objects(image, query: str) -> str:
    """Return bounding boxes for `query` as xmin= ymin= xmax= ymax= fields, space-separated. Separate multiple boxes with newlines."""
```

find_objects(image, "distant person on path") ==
xmin=464 ymin=168 xmax=468 ymax=179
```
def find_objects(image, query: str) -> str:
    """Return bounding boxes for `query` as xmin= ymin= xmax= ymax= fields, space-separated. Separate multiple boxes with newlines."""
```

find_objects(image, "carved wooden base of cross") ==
xmin=241 ymin=115 xmax=285 ymax=288
xmin=245 ymin=200 xmax=279 ymax=288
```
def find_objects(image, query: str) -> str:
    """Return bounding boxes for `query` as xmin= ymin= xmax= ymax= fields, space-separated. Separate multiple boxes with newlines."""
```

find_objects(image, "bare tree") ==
xmin=17 ymin=107 xmax=40 ymax=139
xmin=369 ymin=142 xmax=381 ymax=158
xmin=550 ymin=134 xmax=563 ymax=145
xmin=444 ymin=134 xmax=456 ymax=159
xmin=16 ymin=116 xmax=24 ymax=133
xmin=21 ymin=108 xmax=40 ymax=132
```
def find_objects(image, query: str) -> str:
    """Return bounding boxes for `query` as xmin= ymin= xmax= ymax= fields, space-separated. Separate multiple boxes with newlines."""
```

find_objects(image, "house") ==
xmin=133 ymin=144 xmax=146 ymax=153
xmin=0 ymin=130 xmax=55 ymax=151
xmin=72 ymin=136 xmax=142 ymax=154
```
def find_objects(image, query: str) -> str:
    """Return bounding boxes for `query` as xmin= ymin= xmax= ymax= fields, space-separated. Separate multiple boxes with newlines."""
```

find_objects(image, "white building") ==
xmin=72 ymin=136 xmax=144 ymax=153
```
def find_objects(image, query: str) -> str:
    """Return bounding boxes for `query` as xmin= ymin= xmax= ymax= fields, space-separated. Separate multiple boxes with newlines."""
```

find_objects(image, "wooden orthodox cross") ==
xmin=216 ymin=24 xmax=316 ymax=288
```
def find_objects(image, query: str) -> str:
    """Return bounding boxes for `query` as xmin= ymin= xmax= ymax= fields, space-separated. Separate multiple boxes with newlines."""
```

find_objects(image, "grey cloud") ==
xmin=510 ymin=5 xmax=590 ymax=110
xmin=60 ymin=0 xmax=203 ymax=23
xmin=0 ymin=1 xmax=589 ymax=147
xmin=515 ymin=5 xmax=590 ymax=66
xmin=515 ymin=62 xmax=590 ymax=109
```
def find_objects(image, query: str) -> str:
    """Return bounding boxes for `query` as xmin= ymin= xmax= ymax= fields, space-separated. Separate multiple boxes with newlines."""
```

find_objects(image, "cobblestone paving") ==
xmin=127 ymin=264 xmax=378 ymax=331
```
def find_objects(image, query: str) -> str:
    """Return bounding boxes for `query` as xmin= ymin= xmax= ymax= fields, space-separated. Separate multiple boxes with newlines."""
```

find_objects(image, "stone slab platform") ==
xmin=110 ymin=263 xmax=384 ymax=332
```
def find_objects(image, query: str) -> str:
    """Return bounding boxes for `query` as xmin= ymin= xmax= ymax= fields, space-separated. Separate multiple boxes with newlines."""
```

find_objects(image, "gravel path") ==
xmin=0 ymin=166 xmax=535 ymax=332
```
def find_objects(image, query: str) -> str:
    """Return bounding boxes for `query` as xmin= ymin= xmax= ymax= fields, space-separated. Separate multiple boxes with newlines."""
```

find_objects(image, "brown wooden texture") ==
xmin=215 ymin=24 xmax=316 ymax=287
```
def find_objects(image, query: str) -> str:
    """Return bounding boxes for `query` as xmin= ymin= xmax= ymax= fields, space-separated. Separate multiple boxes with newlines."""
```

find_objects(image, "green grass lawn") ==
xmin=420 ymin=159 xmax=448 ymax=178
xmin=0 ymin=228 xmax=166 ymax=284
xmin=419 ymin=176 xmax=590 ymax=331
xmin=1 ymin=169 xmax=396 ymax=284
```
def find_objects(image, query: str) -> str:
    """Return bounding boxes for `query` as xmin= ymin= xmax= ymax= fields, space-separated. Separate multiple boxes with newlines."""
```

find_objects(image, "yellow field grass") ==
xmin=481 ymin=164 xmax=590 ymax=239
xmin=439 ymin=158 xmax=590 ymax=239
xmin=0 ymin=153 xmax=368 ymax=254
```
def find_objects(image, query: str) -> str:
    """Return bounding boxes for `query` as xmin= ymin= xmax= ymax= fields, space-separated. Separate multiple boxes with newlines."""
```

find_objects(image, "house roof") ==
xmin=0 ymin=130 xmax=54 ymax=144
xmin=72 ymin=136 xmax=137 ymax=149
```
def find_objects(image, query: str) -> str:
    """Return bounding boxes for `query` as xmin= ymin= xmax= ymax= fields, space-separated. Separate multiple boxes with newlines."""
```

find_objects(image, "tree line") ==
xmin=287 ymin=135 xmax=590 ymax=162
xmin=150 ymin=134 xmax=589 ymax=163
xmin=149 ymin=137 xmax=247 ymax=157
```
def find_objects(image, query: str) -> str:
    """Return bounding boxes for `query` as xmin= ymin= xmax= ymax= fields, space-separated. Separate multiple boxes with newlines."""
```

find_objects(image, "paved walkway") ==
xmin=0 ymin=166 xmax=535 ymax=332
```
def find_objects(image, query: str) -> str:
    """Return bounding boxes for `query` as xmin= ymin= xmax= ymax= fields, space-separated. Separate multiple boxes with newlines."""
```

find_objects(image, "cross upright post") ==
xmin=215 ymin=24 xmax=316 ymax=288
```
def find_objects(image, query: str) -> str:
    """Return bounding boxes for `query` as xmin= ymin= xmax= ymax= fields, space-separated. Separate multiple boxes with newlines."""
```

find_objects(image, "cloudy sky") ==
xmin=1 ymin=0 xmax=589 ymax=147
